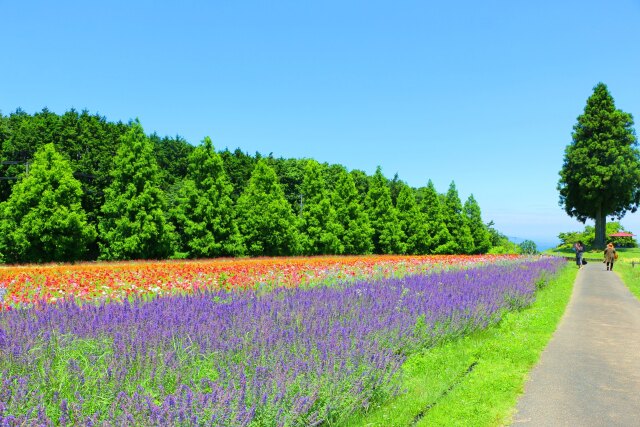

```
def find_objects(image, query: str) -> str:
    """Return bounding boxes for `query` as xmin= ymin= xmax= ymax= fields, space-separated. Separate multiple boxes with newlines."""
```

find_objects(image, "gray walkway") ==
xmin=512 ymin=262 xmax=640 ymax=426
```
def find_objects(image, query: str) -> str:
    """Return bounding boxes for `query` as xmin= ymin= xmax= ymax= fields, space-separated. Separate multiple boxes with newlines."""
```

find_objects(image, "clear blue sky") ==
xmin=2 ymin=1 xmax=639 ymax=249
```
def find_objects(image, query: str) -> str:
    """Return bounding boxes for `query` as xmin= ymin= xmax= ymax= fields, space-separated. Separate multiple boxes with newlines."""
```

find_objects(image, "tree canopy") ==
xmin=419 ymin=180 xmax=454 ymax=254
xmin=442 ymin=182 xmax=474 ymax=254
xmin=557 ymin=221 xmax=637 ymax=250
xmin=558 ymin=82 xmax=640 ymax=248
xmin=396 ymin=182 xmax=430 ymax=254
xmin=0 ymin=106 xmax=505 ymax=262
xmin=331 ymin=166 xmax=374 ymax=255
xmin=169 ymin=137 xmax=244 ymax=258
xmin=98 ymin=121 xmax=175 ymax=260
xmin=236 ymin=159 xmax=300 ymax=256
xmin=464 ymin=194 xmax=492 ymax=254
xmin=365 ymin=167 xmax=406 ymax=254
xmin=0 ymin=143 xmax=96 ymax=263
xmin=298 ymin=160 xmax=343 ymax=255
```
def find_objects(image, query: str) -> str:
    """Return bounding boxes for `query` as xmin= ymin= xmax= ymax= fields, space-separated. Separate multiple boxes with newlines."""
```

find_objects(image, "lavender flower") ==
xmin=0 ymin=257 xmax=564 ymax=425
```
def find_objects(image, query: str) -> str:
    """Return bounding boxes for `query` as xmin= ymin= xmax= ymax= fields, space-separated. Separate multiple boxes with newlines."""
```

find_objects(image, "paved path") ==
xmin=512 ymin=262 xmax=640 ymax=426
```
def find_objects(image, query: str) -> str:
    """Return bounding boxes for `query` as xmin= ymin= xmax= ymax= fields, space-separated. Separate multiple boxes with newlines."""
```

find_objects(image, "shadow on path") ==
xmin=512 ymin=262 xmax=640 ymax=426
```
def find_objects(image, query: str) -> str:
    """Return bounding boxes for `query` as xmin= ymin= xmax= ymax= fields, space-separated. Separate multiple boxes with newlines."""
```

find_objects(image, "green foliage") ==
xmin=464 ymin=194 xmax=492 ymax=254
xmin=219 ymin=148 xmax=258 ymax=201
xmin=558 ymin=82 xmax=640 ymax=247
xmin=298 ymin=160 xmax=343 ymax=255
xmin=0 ymin=143 xmax=96 ymax=263
xmin=150 ymin=133 xmax=195 ymax=191
xmin=556 ymin=221 xmax=637 ymax=249
xmin=389 ymin=173 xmax=403 ymax=206
xmin=396 ymin=182 xmax=430 ymax=254
xmin=98 ymin=121 xmax=175 ymax=260
xmin=169 ymin=137 xmax=244 ymax=258
xmin=0 ymin=108 xmax=129 ymax=230
xmin=518 ymin=240 xmax=538 ymax=255
xmin=442 ymin=181 xmax=474 ymax=254
xmin=365 ymin=167 xmax=406 ymax=254
xmin=484 ymin=221 xmax=519 ymax=254
xmin=236 ymin=159 xmax=300 ymax=256
xmin=419 ymin=180 xmax=455 ymax=254
xmin=267 ymin=157 xmax=308 ymax=215
xmin=557 ymin=227 xmax=594 ymax=250
xmin=0 ymin=107 xmax=504 ymax=262
xmin=331 ymin=166 xmax=374 ymax=255
xmin=349 ymin=169 xmax=370 ymax=205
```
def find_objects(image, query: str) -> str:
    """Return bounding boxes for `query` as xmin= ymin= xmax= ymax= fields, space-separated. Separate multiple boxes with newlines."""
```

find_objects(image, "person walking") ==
xmin=604 ymin=242 xmax=617 ymax=271
xmin=573 ymin=241 xmax=585 ymax=269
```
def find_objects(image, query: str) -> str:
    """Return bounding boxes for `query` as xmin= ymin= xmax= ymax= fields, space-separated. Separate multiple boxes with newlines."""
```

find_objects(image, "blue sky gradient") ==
xmin=2 ymin=1 xmax=639 ymax=249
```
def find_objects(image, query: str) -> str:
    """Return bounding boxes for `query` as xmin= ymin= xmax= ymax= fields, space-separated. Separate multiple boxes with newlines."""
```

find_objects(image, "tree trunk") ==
xmin=594 ymin=204 xmax=606 ymax=249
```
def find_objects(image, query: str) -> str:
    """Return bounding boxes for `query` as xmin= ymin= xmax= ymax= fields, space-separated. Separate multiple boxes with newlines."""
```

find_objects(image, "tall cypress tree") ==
xmin=464 ymin=194 xmax=492 ymax=254
xmin=98 ymin=120 xmax=175 ymax=260
xmin=365 ymin=166 xmax=406 ymax=254
xmin=236 ymin=159 xmax=300 ymax=256
xmin=0 ymin=143 xmax=96 ymax=263
xmin=420 ymin=180 xmax=454 ymax=254
xmin=332 ymin=166 xmax=374 ymax=255
xmin=396 ymin=183 xmax=431 ymax=254
xmin=443 ymin=181 xmax=474 ymax=254
xmin=558 ymin=82 xmax=640 ymax=248
xmin=299 ymin=160 xmax=343 ymax=255
xmin=170 ymin=137 xmax=244 ymax=258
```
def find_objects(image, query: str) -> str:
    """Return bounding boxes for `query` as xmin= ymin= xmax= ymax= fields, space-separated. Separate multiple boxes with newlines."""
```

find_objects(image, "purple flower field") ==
xmin=0 ymin=257 xmax=563 ymax=426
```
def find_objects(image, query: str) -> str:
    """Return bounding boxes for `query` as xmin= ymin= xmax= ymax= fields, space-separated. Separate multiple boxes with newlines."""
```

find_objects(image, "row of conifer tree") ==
xmin=0 ymin=108 xmax=504 ymax=263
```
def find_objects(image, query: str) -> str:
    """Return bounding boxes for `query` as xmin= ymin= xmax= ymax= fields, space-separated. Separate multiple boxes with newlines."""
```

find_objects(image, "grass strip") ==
xmin=345 ymin=262 xmax=576 ymax=427
xmin=614 ymin=262 xmax=640 ymax=301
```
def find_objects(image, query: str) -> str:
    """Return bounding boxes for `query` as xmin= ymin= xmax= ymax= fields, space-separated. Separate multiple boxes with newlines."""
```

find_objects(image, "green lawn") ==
xmin=607 ymin=248 xmax=640 ymax=301
xmin=344 ymin=262 xmax=576 ymax=427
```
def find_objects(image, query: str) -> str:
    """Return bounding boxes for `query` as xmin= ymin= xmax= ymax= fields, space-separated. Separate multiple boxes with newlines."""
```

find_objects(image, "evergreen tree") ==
xmin=268 ymin=157 xmax=307 ymax=215
xmin=322 ymin=163 xmax=346 ymax=195
xmin=365 ymin=166 xmax=406 ymax=254
xmin=0 ymin=143 xmax=96 ymax=263
xmin=170 ymin=137 xmax=244 ymax=258
xmin=558 ymin=82 xmax=640 ymax=248
xmin=442 ymin=181 xmax=474 ymax=254
xmin=98 ymin=120 xmax=175 ymax=260
xmin=0 ymin=108 xmax=129 ymax=238
xmin=0 ymin=109 xmax=54 ymax=202
xmin=60 ymin=110 xmax=128 ymax=235
xmin=464 ymin=194 xmax=492 ymax=254
xmin=151 ymin=133 xmax=195 ymax=191
xmin=396 ymin=182 xmax=430 ymax=254
xmin=236 ymin=158 xmax=300 ymax=256
xmin=332 ymin=166 xmax=374 ymax=254
xmin=350 ymin=169 xmax=370 ymax=205
xmin=298 ymin=160 xmax=343 ymax=255
xmin=219 ymin=148 xmax=259 ymax=201
xmin=389 ymin=173 xmax=403 ymax=206
xmin=420 ymin=180 xmax=454 ymax=254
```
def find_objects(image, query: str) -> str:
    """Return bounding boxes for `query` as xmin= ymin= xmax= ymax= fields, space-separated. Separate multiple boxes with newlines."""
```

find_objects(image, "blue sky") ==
xmin=2 ymin=1 xmax=639 ymax=249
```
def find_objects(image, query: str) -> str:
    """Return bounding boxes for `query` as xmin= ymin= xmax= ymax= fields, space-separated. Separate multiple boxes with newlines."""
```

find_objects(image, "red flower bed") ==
xmin=0 ymin=254 xmax=521 ymax=309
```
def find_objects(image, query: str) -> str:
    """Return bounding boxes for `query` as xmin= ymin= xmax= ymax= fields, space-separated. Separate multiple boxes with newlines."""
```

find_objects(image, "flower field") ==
xmin=0 ymin=255 xmax=520 ymax=309
xmin=0 ymin=255 xmax=564 ymax=425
